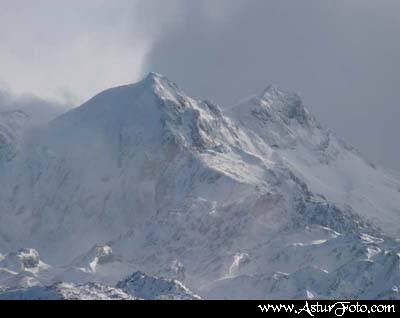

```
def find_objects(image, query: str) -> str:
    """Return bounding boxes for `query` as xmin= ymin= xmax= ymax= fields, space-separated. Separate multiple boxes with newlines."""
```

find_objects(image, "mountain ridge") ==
xmin=0 ymin=73 xmax=399 ymax=299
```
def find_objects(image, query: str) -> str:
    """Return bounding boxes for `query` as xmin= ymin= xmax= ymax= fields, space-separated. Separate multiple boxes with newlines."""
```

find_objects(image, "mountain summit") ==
xmin=0 ymin=73 xmax=399 ymax=299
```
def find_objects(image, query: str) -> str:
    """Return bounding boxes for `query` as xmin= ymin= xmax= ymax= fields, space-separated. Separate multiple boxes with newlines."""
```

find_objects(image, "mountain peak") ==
xmin=259 ymin=86 xmax=306 ymax=117
xmin=230 ymin=84 xmax=311 ymax=128
xmin=141 ymin=72 xmax=179 ymax=92
xmin=259 ymin=84 xmax=285 ymax=98
xmin=1 ymin=73 xmax=400 ymax=300
xmin=116 ymin=271 xmax=201 ymax=300
xmin=142 ymin=72 xmax=165 ymax=86
xmin=144 ymin=71 xmax=163 ymax=80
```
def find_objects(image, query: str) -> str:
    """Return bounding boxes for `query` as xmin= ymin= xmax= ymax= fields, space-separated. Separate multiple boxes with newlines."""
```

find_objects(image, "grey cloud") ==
xmin=0 ymin=0 xmax=399 ymax=171
xmin=140 ymin=0 xmax=400 ymax=171
xmin=0 ymin=0 xmax=147 ymax=103
xmin=0 ymin=89 xmax=68 ymax=125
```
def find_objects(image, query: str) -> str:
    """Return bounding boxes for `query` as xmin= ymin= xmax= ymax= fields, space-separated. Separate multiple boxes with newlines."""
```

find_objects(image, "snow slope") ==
xmin=0 ymin=273 xmax=199 ymax=300
xmin=0 ymin=248 xmax=198 ymax=300
xmin=0 ymin=73 xmax=399 ymax=299
xmin=117 ymin=272 xmax=200 ymax=300
xmin=228 ymin=86 xmax=400 ymax=236
xmin=0 ymin=110 xmax=29 ymax=163
xmin=0 ymin=282 xmax=136 ymax=300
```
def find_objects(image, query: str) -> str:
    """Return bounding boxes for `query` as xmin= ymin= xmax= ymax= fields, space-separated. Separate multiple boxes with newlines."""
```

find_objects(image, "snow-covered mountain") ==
xmin=116 ymin=272 xmax=200 ymax=300
xmin=0 ymin=248 xmax=199 ymax=300
xmin=229 ymin=86 xmax=400 ymax=236
xmin=0 ymin=72 xmax=399 ymax=299
xmin=0 ymin=272 xmax=199 ymax=300
xmin=0 ymin=110 xmax=29 ymax=163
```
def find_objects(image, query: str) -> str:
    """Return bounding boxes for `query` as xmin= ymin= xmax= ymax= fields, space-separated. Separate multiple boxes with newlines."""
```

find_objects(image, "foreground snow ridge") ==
xmin=0 ymin=72 xmax=400 ymax=300
xmin=0 ymin=271 xmax=199 ymax=300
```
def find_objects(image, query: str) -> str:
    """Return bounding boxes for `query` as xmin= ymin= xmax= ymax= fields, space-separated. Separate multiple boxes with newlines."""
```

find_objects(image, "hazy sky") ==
xmin=0 ymin=0 xmax=399 ymax=171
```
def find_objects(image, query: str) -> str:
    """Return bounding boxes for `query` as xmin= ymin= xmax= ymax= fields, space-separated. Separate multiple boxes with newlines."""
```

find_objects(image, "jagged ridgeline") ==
xmin=0 ymin=73 xmax=400 ymax=299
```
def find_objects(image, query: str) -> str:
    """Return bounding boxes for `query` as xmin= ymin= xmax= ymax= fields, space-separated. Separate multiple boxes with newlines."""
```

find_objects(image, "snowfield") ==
xmin=0 ymin=73 xmax=399 ymax=299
